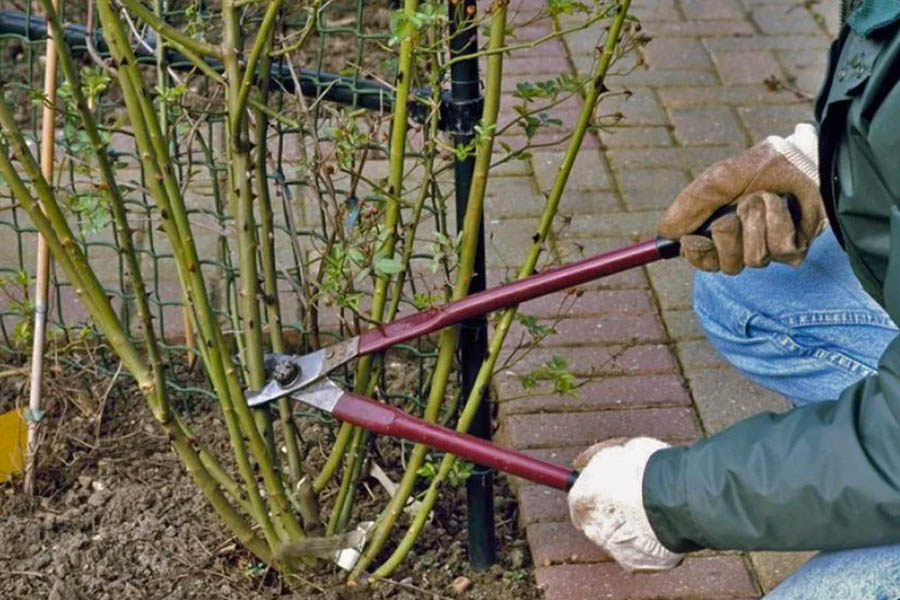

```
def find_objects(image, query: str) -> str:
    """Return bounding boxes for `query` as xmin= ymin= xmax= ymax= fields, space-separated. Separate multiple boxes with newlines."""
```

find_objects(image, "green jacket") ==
xmin=643 ymin=2 xmax=900 ymax=553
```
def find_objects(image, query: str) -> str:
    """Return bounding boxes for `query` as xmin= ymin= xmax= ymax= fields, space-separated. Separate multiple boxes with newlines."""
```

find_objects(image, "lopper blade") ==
xmin=245 ymin=337 xmax=359 ymax=407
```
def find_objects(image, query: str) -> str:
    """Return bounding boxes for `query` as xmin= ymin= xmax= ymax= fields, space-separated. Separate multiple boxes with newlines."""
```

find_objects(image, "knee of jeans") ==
xmin=692 ymin=270 xmax=754 ymax=343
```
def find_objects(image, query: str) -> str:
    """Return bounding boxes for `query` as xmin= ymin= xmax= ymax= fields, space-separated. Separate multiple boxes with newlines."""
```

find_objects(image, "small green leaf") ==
xmin=375 ymin=257 xmax=404 ymax=275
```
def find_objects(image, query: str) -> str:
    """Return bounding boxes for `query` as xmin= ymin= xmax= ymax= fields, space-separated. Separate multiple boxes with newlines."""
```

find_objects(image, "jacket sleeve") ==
xmin=643 ymin=334 xmax=900 ymax=553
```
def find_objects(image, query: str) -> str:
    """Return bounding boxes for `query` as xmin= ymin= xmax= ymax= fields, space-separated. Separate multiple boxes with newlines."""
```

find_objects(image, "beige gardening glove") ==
xmin=658 ymin=123 xmax=827 ymax=274
xmin=567 ymin=437 xmax=683 ymax=572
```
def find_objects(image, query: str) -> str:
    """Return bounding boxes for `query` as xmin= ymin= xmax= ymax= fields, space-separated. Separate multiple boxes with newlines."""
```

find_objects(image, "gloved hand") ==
xmin=568 ymin=437 xmax=683 ymax=572
xmin=657 ymin=123 xmax=827 ymax=274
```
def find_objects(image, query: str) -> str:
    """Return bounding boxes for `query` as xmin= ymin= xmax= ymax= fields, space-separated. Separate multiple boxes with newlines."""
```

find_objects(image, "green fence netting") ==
xmin=0 ymin=0 xmax=419 ymax=400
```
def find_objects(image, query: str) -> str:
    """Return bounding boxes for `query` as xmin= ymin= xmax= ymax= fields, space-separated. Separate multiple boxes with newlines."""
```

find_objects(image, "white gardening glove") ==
xmin=567 ymin=437 xmax=683 ymax=572
xmin=658 ymin=123 xmax=826 ymax=274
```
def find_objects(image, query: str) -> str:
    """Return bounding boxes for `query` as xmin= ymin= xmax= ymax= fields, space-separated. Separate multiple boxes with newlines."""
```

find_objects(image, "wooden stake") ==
xmin=24 ymin=0 xmax=60 ymax=496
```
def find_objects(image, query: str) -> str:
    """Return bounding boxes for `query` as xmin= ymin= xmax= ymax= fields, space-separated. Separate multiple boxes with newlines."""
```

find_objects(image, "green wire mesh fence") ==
xmin=0 ymin=1 xmax=427 ymax=401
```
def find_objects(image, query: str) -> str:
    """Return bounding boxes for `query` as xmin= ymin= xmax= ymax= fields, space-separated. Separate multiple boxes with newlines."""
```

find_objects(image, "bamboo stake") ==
xmin=24 ymin=0 xmax=61 ymax=496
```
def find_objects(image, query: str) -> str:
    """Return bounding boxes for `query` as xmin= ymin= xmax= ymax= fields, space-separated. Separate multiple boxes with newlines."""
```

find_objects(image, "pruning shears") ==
xmin=247 ymin=197 xmax=801 ymax=491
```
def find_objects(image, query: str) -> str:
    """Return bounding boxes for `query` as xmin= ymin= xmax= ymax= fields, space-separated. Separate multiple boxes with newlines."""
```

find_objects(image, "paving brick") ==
xmin=519 ymin=484 xmax=569 ymax=524
xmin=749 ymin=551 xmax=816 ymax=594
xmin=505 ymin=407 xmax=699 ymax=449
xmin=645 ymin=259 xmax=695 ymax=309
xmin=712 ymin=50 xmax=784 ymax=86
xmin=500 ymin=53 xmax=574 ymax=76
xmin=686 ymin=367 xmax=792 ymax=434
xmin=562 ymin=211 xmax=661 ymax=239
xmin=518 ymin=289 xmax=655 ymax=318
xmin=617 ymin=168 xmax=690 ymax=211
xmin=657 ymin=84 xmax=805 ymax=108
xmin=676 ymin=338 xmax=730 ymax=369
xmin=574 ymin=57 xmax=721 ymax=86
xmin=646 ymin=20 xmax=756 ymax=37
xmin=502 ymin=344 xmax=679 ymax=377
xmin=518 ymin=446 xmax=584 ymax=471
xmin=565 ymin=26 xmax=617 ymax=56
xmin=507 ymin=314 xmax=666 ymax=346
xmin=607 ymin=145 xmax=736 ymax=172
xmin=775 ymin=48 xmax=828 ymax=96
xmin=556 ymin=190 xmax=623 ymax=215
xmin=490 ymin=154 xmax=533 ymax=177
xmin=484 ymin=178 xmax=543 ymax=218
xmin=661 ymin=308 xmax=706 ymax=340
xmin=527 ymin=521 xmax=610 ymax=566
xmin=599 ymin=88 xmax=668 ymax=126
xmin=495 ymin=373 xmax=692 ymax=416
xmin=486 ymin=175 xmax=537 ymax=199
xmin=535 ymin=557 xmax=759 ymax=600
xmin=738 ymin=103 xmax=814 ymax=143
xmin=510 ymin=21 xmax=555 ymax=39
xmin=599 ymin=126 xmax=673 ymax=148
xmin=558 ymin=1 xmax=681 ymax=26
xmin=624 ymin=2 xmax=683 ymax=23
xmin=490 ymin=188 xmax=616 ymax=221
xmin=818 ymin=1 xmax=841 ymax=36
xmin=669 ymin=106 xmax=747 ymax=146
xmin=643 ymin=37 xmax=714 ymax=71
xmin=703 ymin=34 xmax=830 ymax=53
xmin=751 ymin=4 xmax=821 ymax=35
xmin=479 ymin=219 xmax=642 ymax=268
xmin=680 ymin=0 xmax=746 ymax=20
xmin=506 ymin=0 xmax=546 ymax=16
xmin=532 ymin=151 xmax=613 ymax=193
xmin=604 ymin=68 xmax=720 ymax=87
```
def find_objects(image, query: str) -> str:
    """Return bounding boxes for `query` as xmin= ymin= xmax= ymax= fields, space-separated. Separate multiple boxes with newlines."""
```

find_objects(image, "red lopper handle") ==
xmin=357 ymin=195 xmax=800 ymax=357
xmin=358 ymin=238 xmax=665 ymax=356
xmin=331 ymin=391 xmax=579 ymax=491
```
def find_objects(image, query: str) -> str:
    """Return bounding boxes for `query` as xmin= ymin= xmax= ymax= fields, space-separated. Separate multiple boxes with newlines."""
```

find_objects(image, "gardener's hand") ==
xmin=567 ymin=437 xmax=683 ymax=572
xmin=658 ymin=123 xmax=827 ymax=274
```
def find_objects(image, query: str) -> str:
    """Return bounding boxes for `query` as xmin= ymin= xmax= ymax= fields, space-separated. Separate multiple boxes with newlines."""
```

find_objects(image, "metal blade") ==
xmin=245 ymin=337 xmax=359 ymax=407
xmin=286 ymin=378 xmax=345 ymax=413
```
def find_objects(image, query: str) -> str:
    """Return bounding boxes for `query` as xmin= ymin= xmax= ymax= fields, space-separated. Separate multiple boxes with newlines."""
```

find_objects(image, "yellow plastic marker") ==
xmin=0 ymin=409 xmax=27 ymax=482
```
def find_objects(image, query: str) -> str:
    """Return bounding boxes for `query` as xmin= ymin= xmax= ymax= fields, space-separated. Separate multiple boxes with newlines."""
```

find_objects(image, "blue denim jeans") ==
xmin=692 ymin=228 xmax=900 ymax=599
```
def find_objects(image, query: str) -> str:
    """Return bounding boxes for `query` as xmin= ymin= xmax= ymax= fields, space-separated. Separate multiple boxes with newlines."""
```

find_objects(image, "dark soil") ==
xmin=0 ymin=357 xmax=541 ymax=600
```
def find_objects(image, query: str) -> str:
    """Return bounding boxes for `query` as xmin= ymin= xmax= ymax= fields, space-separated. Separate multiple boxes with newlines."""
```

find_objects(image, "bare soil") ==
xmin=0 ymin=358 xmax=541 ymax=600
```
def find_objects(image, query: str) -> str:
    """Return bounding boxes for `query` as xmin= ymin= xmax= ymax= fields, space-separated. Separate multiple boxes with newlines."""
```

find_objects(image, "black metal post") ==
xmin=447 ymin=0 xmax=496 ymax=570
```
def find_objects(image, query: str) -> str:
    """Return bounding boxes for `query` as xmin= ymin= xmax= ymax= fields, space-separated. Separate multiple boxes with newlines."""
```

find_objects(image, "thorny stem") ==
xmin=349 ymin=0 xmax=509 ymax=581
xmin=314 ymin=0 xmax=420 ymax=495
xmin=116 ymin=0 xmax=222 ymax=58
xmin=373 ymin=0 xmax=634 ymax=576
xmin=232 ymin=0 xmax=284 ymax=134
xmin=220 ymin=0 xmax=308 ymax=544
xmin=252 ymin=19 xmax=307 ymax=491
xmin=93 ymin=0 xmax=284 ymax=548
xmin=98 ymin=0 xmax=313 ymax=553
xmin=269 ymin=0 xmax=320 ymax=57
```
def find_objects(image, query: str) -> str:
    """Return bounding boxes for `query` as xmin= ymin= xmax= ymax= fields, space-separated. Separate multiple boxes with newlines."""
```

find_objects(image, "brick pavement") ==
xmin=491 ymin=0 xmax=835 ymax=597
